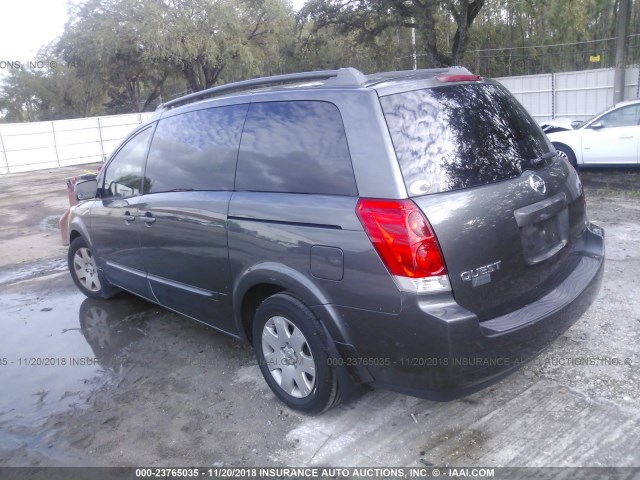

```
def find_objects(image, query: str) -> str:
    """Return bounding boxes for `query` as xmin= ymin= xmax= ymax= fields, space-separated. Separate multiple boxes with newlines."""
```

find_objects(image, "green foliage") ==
xmin=0 ymin=0 xmax=638 ymax=121
xmin=0 ymin=48 xmax=107 ymax=122
xmin=289 ymin=22 xmax=414 ymax=73
xmin=465 ymin=0 xmax=639 ymax=76
xmin=56 ymin=0 xmax=175 ymax=114
xmin=299 ymin=0 xmax=486 ymax=67
xmin=138 ymin=0 xmax=296 ymax=90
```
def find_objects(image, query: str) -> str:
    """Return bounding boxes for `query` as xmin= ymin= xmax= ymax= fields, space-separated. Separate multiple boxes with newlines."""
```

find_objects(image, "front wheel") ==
xmin=68 ymin=237 xmax=120 ymax=299
xmin=253 ymin=293 xmax=339 ymax=414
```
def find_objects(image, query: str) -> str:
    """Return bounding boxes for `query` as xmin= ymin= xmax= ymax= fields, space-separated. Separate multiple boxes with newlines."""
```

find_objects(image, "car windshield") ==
xmin=574 ymin=105 xmax=617 ymax=129
xmin=380 ymin=83 xmax=551 ymax=196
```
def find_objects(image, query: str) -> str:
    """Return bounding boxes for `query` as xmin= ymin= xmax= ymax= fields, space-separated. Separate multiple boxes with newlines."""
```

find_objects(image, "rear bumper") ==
xmin=331 ymin=224 xmax=605 ymax=399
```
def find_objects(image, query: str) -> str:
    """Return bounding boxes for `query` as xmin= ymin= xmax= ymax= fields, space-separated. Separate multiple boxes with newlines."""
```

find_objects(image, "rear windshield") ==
xmin=380 ymin=83 xmax=550 ymax=196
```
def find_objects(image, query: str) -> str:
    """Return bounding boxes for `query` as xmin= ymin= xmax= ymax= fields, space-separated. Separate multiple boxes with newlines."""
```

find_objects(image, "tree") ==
xmin=141 ymin=0 xmax=296 ymax=92
xmin=300 ymin=0 xmax=486 ymax=67
xmin=464 ymin=0 xmax=637 ymax=76
xmin=0 ymin=48 xmax=107 ymax=122
xmin=56 ymin=0 xmax=174 ymax=113
xmin=288 ymin=20 xmax=413 ymax=73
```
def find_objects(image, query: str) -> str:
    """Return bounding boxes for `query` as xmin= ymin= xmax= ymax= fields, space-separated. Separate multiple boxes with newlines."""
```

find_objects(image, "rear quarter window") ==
xmin=380 ymin=83 xmax=549 ymax=196
xmin=235 ymin=101 xmax=357 ymax=195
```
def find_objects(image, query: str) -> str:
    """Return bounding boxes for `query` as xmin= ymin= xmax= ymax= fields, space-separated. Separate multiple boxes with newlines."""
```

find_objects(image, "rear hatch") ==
xmin=379 ymin=81 xmax=588 ymax=320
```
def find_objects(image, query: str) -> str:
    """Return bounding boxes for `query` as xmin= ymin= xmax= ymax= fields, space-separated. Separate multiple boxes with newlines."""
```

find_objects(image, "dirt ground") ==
xmin=0 ymin=165 xmax=639 ymax=468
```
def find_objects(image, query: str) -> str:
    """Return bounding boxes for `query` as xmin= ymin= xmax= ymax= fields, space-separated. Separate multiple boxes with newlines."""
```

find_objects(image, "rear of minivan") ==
xmin=339 ymin=76 xmax=605 ymax=398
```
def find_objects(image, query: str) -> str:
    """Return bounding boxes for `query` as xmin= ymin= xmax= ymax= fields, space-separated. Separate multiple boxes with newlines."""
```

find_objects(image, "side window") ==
xmin=235 ymin=101 xmax=357 ymax=195
xmin=144 ymin=104 xmax=248 ymax=193
xmin=598 ymin=105 xmax=640 ymax=128
xmin=102 ymin=128 xmax=153 ymax=199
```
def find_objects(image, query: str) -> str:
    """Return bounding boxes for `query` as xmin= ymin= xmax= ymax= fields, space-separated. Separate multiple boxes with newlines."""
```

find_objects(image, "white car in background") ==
xmin=543 ymin=99 xmax=640 ymax=168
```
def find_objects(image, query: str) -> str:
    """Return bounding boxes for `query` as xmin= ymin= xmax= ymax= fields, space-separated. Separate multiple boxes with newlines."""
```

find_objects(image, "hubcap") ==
xmin=74 ymin=247 xmax=102 ymax=292
xmin=261 ymin=315 xmax=316 ymax=398
xmin=556 ymin=150 xmax=568 ymax=161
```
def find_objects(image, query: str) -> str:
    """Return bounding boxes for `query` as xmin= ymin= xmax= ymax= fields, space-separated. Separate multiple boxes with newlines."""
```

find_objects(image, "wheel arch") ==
xmin=69 ymin=228 xmax=82 ymax=243
xmin=552 ymin=141 xmax=580 ymax=166
xmin=68 ymin=216 xmax=93 ymax=249
xmin=233 ymin=263 xmax=349 ymax=347
xmin=68 ymin=218 xmax=112 ymax=281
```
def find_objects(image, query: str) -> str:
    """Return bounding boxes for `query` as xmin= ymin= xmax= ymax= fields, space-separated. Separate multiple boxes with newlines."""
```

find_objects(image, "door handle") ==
xmin=123 ymin=211 xmax=136 ymax=224
xmin=619 ymin=135 xmax=634 ymax=139
xmin=143 ymin=212 xmax=156 ymax=226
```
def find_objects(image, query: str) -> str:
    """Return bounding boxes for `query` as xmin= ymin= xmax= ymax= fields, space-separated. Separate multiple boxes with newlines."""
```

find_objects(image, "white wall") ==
xmin=496 ymin=66 xmax=640 ymax=121
xmin=0 ymin=112 xmax=153 ymax=175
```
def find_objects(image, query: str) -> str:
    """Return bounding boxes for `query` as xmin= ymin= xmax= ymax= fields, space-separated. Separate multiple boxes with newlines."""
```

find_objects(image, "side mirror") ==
xmin=570 ymin=120 xmax=582 ymax=129
xmin=75 ymin=179 xmax=98 ymax=201
xmin=589 ymin=121 xmax=604 ymax=130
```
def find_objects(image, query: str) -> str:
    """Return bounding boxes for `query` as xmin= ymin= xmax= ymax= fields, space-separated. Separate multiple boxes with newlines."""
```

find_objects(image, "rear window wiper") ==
xmin=530 ymin=151 xmax=556 ymax=168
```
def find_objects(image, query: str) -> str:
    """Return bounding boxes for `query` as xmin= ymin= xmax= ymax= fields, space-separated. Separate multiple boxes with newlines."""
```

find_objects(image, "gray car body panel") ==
xmin=413 ymin=160 xmax=587 ymax=320
xmin=227 ymin=192 xmax=402 ymax=343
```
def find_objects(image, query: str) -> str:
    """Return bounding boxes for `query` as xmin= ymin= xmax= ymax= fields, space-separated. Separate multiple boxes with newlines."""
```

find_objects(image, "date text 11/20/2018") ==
xmin=13 ymin=357 xmax=99 ymax=366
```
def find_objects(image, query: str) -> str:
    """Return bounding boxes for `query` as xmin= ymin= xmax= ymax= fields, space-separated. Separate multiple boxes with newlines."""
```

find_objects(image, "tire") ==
xmin=68 ymin=237 xmax=120 ymax=299
xmin=553 ymin=143 xmax=577 ymax=169
xmin=253 ymin=293 xmax=339 ymax=414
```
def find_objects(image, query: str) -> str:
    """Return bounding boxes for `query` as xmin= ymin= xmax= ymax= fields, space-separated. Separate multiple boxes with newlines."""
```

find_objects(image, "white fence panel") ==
xmin=2 ymin=131 xmax=56 ymax=151
xmin=0 ymin=139 xmax=7 ymax=175
xmin=554 ymin=68 xmax=614 ymax=119
xmin=0 ymin=112 xmax=152 ymax=174
xmin=56 ymin=142 xmax=104 ymax=167
xmin=53 ymin=117 xmax=104 ymax=166
xmin=0 ymin=121 xmax=53 ymax=135
xmin=5 ymin=147 xmax=59 ymax=172
xmin=497 ymin=66 xmax=639 ymax=122
xmin=0 ymin=120 xmax=58 ymax=172
xmin=496 ymin=74 xmax=553 ymax=120
xmin=54 ymin=126 xmax=100 ymax=145
xmin=624 ymin=67 xmax=639 ymax=99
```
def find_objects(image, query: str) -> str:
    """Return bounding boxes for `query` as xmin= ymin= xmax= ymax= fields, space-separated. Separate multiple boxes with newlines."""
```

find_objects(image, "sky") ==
xmin=0 ymin=0 xmax=305 ymax=80
xmin=0 ymin=0 xmax=70 ymax=68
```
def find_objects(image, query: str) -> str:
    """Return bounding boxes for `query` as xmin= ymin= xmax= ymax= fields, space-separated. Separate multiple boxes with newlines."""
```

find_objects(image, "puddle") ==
xmin=0 ymin=257 xmax=68 ymax=287
xmin=0 ymin=274 xmax=154 ymax=435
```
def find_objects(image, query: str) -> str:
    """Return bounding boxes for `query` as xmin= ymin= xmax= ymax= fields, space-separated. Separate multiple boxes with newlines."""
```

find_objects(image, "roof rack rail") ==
xmin=156 ymin=67 xmax=368 ymax=112
xmin=367 ymin=67 xmax=449 ymax=78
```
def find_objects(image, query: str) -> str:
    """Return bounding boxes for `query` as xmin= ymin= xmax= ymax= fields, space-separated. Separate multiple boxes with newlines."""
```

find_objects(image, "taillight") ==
xmin=436 ymin=74 xmax=482 ymax=82
xmin=356 ymin=199 xmax=450 ymax=293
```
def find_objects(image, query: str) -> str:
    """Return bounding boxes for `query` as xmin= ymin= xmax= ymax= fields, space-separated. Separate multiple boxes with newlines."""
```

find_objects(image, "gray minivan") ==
xmin=67 ymin=67 xmax=605 ymax=413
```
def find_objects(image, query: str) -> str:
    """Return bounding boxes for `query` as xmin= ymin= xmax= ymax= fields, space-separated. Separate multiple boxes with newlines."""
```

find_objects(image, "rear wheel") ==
xmin=68 ymin=237 xmax=120 ymax=299
xmin=553 ymin=143 xmax=577 ymax=169
xmin=253 ymin=293 xmax=339 ymax=414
